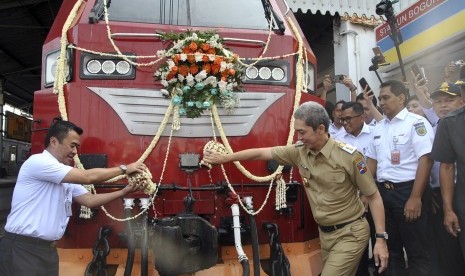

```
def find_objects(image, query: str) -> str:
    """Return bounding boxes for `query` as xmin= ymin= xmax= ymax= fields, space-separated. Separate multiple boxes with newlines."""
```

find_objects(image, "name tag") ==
xmin=65 ymin=200 xmax=72 ymax=217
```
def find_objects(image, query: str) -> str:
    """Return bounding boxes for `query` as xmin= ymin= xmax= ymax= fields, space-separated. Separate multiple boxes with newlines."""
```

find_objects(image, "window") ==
xmin=108 ymin=0 xmax=269 ymax=30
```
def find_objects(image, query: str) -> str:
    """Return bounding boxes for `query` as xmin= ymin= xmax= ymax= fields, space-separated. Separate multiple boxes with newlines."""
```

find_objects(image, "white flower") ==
xmin=160 ymin=89 xmax=169 ymax=96
xmin=195 ymin=52 xmax=203 ymax=62
xmin=178 ymin=75 xmax=185 ymax=82
xmin=161 ymin=80 xmax=169 ymax=87
xmin=220 ymin=61 xmax=227 ymax=72
xmin=195 ymin=70 xmax=207 ymax=82
xmin=226 ymin=83 xmax=234 ymax=91
xmin=208 ymin=54 xmax=215 ymax=62
xmin=192 ymin=33 xmax=198 ymax=40
xmin=156 ymin=50 xmax=166 ymax=57
xmin=167 ymin=59 xmax=175 ymax=69
xmin=154 ymin=70 xmax=161 ymax=77
xmin=204 ymin=76 xmax=218 ymax=87
xmin=168 ymin=78 xmax=177 ymax=84
xmin=180 ymin=54 xmax=187 ymax=61
xmin=218 ymin=80 xmax=227 ymax=92
xmin=186 ymin=74 xmax=195 ymax=86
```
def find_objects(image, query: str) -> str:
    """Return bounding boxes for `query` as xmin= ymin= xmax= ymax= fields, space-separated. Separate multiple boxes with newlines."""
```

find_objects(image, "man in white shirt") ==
xmin=339 ymin=102 xmax=373 ymax=156
xmin=328 ymin=100 xmax=346 ymax=139
xmin=0 ymin=120 xmax=147 ymax=276
xmin=366 ymin=80 xmax=434 ymax=276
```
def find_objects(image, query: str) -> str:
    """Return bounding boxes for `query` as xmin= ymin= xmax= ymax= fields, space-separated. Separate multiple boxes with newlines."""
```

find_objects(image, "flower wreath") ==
xmin=154 ymin=30 xmax=245 ymax=118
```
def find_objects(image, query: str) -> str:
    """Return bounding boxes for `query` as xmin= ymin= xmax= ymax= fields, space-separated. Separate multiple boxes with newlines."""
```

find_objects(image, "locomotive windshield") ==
xmin=107 ymin=0 xmax=270 ymax=29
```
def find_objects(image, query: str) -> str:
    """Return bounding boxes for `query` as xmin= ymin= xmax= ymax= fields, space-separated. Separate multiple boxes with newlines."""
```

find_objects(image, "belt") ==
xmin=319 ymin=213 xmax=366 ymax=233
xmin=377 ymin=180 xmax=414 ymax=190
xmin=4 ymin=231 xmax=57 ymax=247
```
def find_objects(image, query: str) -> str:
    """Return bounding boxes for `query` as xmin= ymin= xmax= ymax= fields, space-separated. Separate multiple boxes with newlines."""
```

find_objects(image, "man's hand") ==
xmin=373 ymin=239 xmax=389 ymax=274
xmin=126 ymin=161 xmax=147 ymax=175
xmin=342 ymin=76 xmax=356 ymax=91
xmin=362 ymin=85 xmax=374 ymax=105
xmin=203 ymin=150 xmax=228 ymax=165
xmin=411 ymin=70 xmax=430 ymax=99
xmin=444 ymin=62 xmax=456 ymax=82
xmin=122 ymin=180 xmax=147 ymax=195
xmin=444 ymin=209 xmax=462 ymax=237
xmin=322 ymin=75 xmax=332 ymax=91
xmin=404 ymin=196 xmax=422 ymax=222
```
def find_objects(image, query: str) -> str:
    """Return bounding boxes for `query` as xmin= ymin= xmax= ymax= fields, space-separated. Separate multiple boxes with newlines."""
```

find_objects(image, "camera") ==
xmin=332 ymin=74 xmax=345 ymax=83
xmin=376 ymin=0 xmax=397 ymax=17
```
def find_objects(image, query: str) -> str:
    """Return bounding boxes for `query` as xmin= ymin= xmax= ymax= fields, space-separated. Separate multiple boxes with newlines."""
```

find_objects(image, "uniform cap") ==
xmin=430 ymin=82 xmax=461 ymax=98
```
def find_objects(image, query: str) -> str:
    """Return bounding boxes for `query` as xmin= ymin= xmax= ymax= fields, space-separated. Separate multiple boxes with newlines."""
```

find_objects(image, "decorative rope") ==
xmin=54 ymin=0 xmax=308 ymax=218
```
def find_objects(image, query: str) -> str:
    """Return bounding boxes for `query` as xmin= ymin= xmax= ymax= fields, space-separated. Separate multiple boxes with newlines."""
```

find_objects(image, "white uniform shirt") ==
xmin=365 ymin=108 xmax=434 ymax=183
xmin=5 ymin=150 xmax=88 ymax=241
xmin=337 ymin=123 xmax=374 ymax=156
xmin=328 ymin=122 xmax=345 ymax=140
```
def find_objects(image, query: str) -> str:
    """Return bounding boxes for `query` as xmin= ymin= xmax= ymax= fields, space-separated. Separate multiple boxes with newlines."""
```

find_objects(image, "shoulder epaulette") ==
xmin=336 ymin=141 xmax=356 ymax=154
xmin=294 ymin=141 xmax=304 ymax=147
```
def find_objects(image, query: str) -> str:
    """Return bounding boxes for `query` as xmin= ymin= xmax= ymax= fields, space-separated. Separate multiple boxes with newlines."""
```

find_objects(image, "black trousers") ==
xmin=377 ymin=181 xmax=432 ymax=276
xmin=429 ymin=187 xmax=465 ymax=276
xmin=0 ymin=233 xmax=59 ymax=276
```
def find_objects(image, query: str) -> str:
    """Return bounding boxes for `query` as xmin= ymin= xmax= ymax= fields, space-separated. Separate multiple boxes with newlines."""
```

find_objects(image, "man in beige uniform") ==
xmin=203 ymin=101 xmax=388 ymax=275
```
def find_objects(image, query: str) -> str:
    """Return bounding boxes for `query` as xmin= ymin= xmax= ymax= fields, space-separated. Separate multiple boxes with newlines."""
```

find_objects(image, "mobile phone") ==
xmin=359 ymin=77 xmax=374 ymax=96
xmin=372 ymin=46 xmax=386 ymax=64
xmin=411 ymin=62 xmax=426 ymax=85
xmin=332 ymin=74 xmax=345 ymax=83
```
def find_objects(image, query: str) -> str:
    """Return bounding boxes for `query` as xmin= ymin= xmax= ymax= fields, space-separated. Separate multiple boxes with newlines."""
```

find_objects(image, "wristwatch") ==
xmin=375 ymin=232 xmax=389 ymax=240
xmin=119 ymin=164 xmax=128 ymax=175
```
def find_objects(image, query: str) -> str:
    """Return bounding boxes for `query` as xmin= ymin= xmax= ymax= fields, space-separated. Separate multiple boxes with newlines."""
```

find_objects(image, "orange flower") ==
xmin=221 ymin=70 xmax=229 ymax=79
xmin=171 ymin=66 xmax=178 ymax=73
xmin=207 ymin=48 xmax=216 ymax=55
xmin=189 ymin=41 xmax=198 ymax=51
xmin=202 ymin=55 xmax=210 ymax=62
xmin=172 ymin=55 xmax=181 ymax=64
xmin=187 ymin=54 xmax=196 ymax=64
xmin=212 ymin=64 xmax=221 ymax=74
xmin=200 ymin=43 xmax=210 ymax=51
xmin=202 ymin=63 xmax=212 ymax=74
xmin=213 ymin=56 xmax=223 ymax=65
xmin=166 ymin=72 xmax=175 ymax=80
xmin=182 ymin=46 xmax=192 ymax=54
xmin=179 ymin=65 xmax=189 ymax=77
xmin=190 ymin=64 xmax=199 ymax=75
xmin=221 ymin=77 xmax=227 ymax=82
xmin=229 ymin=68 xmax=236 ymax=76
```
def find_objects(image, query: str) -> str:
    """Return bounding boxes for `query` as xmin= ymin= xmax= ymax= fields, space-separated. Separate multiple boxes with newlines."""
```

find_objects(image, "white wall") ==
xmin=333 ymin=20 xmax=380 ymax=102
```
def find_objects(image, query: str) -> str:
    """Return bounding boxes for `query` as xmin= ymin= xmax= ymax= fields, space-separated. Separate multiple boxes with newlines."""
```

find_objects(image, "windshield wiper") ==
xmin=261 ymin=0 xmax=285 ymax=34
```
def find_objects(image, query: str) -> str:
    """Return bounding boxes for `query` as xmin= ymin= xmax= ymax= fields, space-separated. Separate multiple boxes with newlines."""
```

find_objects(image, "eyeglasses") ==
xmin=341 ymin=114 xmax=363 ymax=123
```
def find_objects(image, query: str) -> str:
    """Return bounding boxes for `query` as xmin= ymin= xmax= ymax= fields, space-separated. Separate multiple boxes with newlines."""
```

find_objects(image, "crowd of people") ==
xmin=315 ymin=64 xmax=465 ymax=276
xmin=204 ymin=64 xmax=465 ymax=275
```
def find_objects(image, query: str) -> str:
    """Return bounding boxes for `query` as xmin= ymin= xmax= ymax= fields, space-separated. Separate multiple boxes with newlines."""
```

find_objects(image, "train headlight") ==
xmin=116 ymin=61 xmax=131 ymax=75
xmin=44 ymin=47 xmax=73 ymax=88
xmin=80 ymin=53 xmax=135 ymax=79
xmin=271 ymin=68 xmax=285 ymax=81
xmin=245 ymin=66 xmax=259 ymax=79
xmin=258 ymin=67 xmax=272 ymax=80
xmin=86 ymin=60 xmax=101 ymax=74
xmin=101 ymin=60 xmax=116 ymax=74
xmin=243 ymin=61 xmax=289 ymax=86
